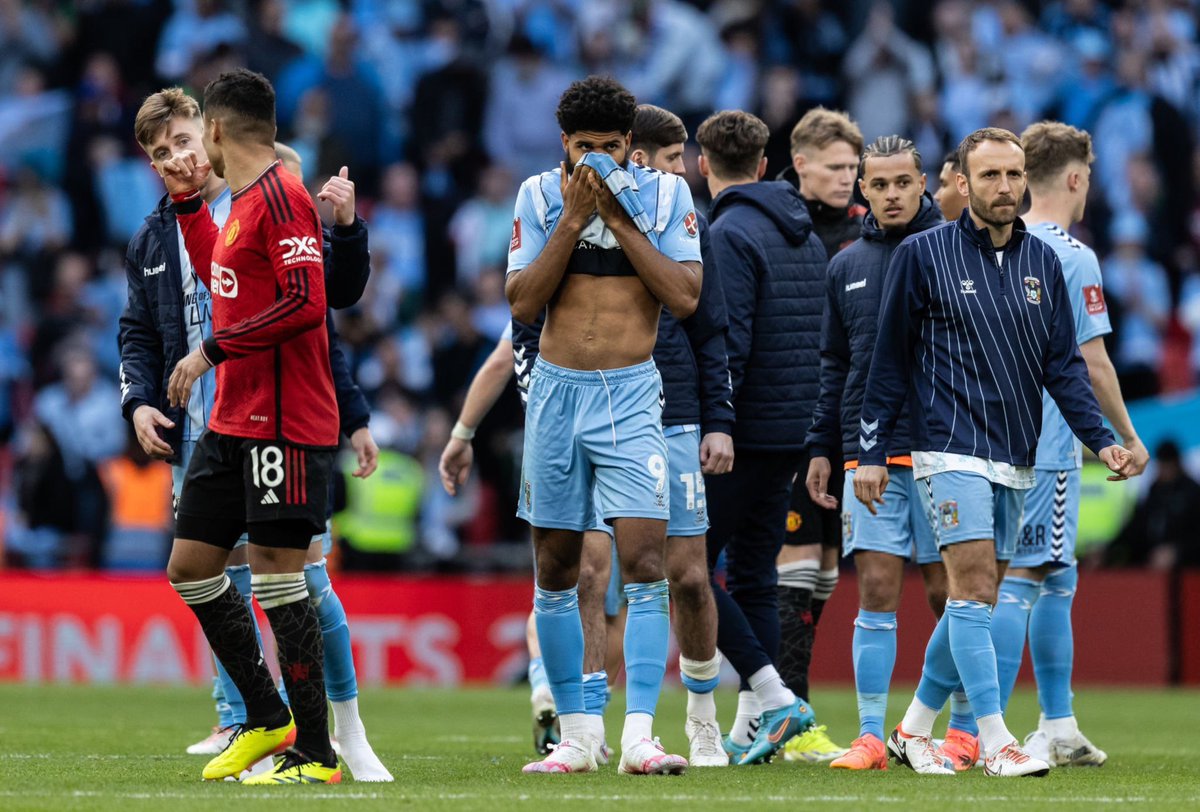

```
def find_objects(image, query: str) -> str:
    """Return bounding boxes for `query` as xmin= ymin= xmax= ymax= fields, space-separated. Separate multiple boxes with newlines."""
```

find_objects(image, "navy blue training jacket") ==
xmin=118 ymin=194 xmax=371 ymax=460
xmin=807 ymin=193 xmax=944 ymax=462
xmin=654 ymin=212 xmax=734 ymax=433
xmin=707 ymin=180 xmax=827 ymax=450
xmin=859 ymin=211 xmax=1114 ymax=467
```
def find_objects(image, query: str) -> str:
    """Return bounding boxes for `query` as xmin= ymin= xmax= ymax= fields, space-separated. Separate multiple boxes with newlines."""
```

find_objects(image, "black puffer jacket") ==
xmin=708 ymin=180 xmax=827 ymax=450
xmin=806 ymin=192 xmax=944 ymax=462
xmin=807 ymin=197 xmax=868 ymax=259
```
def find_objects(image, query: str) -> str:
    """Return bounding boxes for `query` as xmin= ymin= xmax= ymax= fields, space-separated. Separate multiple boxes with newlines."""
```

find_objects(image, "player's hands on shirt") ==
xmin=167 ymin=348 xmax=213 ymax=409
xmin=560 ymin=161 xmax=597 ymax=231
xmin=349 ymin=426 xmax=378 ymax=478
xmin=700 ymin=432 xmax=734 ymax=475
xmin=853 ymin=464 xmax=890 ymax=515
xmin=132 ymin=404 xmax=175 ymax=460
xmin=159 ymin=150 xmax=211 ymax=197
xmin=586 ymin=170 xmax=633 ymax=231
xmin=806 ymin=455 xmax=839 ymax=509
xmin=1098 ymin=444 xmax=1138 ymax=481
xmin=439 ymin=437 xmax=474 ymax=496
xmin=318 ymin=166 xmax=356 ymax=226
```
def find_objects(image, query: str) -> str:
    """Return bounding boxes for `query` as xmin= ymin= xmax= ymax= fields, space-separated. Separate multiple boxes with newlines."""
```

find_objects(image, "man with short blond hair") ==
xmin=988 ymin=121 xmax=1148 ymax=768
xmin=855 ymin=127 xmax=1135 ymax=777
xmin=776 ymin=105 xmax=867 ymax=762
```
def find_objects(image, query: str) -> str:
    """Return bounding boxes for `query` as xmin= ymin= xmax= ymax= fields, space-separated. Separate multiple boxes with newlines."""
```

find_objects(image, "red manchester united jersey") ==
xmin=175 ymin=161 xmax=338 ymax=447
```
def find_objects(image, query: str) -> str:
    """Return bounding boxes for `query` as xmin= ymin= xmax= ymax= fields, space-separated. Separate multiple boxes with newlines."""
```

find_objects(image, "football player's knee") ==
xmin=858 ymin=569 xmax=901 ymax=612
xmin=667 ymin=563 xmax=709 ymax=608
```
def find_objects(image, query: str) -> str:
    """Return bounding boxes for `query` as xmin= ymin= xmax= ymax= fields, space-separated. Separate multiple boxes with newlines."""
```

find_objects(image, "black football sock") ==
xmin=777 ymin=585 xmax=815 ymax=700
xmin=172 ymin=574 xmax=289 ymax=728
xmin=254 ymin=572 xmax=335 ymax=766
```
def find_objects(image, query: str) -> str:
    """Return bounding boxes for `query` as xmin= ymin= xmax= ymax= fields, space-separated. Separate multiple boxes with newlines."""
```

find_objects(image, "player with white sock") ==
xmin=991 ymin=122 xmax=1148 ymax=767
xmin=856 ymin=127 xmax=1136 ymax=777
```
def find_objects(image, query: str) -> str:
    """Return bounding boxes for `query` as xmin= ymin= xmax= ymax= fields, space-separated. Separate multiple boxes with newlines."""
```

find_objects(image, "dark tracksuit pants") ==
xmin=705 ymin=447 xmax=802 ymax=689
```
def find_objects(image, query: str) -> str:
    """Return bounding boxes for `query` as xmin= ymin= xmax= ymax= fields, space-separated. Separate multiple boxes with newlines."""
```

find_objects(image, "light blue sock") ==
xmin=305 ymin=559 xmax=357 ymax=702
xmin=1030 ymin=565 xmax=1078 ymax=719
xmin=947 ymin=599 xmax=1001 ymax=719
xmin=529 ymin=657 xmax=550 ymax=695
xmin=223 ymin=563 xmax=289 ymax=709
xmin=949 ymin=688 xmax=978 ymax=735
xmin=623 ymin=580 xmax=670 ymax=717
xmin=852 ymin=609 xmax=897 ymax=740
xmin=533 ymin=585 xmax=585 ymax=715
xmin=914 ymin=612 xmax=958 ymax=714
xmin=216 ymin=564 xmax=256 ymax=724
xmin=992 ymin=577 xmax=1040 ymax=712
xmin=212 ymin=675 xmax=234 ymax=728
xmin=583 ymin=671 xmax=608 ymax=717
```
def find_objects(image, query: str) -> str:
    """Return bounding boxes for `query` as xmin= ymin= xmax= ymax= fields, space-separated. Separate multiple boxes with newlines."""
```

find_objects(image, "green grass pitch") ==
xmin=1 ymin=684 xmax=1197 ymax=810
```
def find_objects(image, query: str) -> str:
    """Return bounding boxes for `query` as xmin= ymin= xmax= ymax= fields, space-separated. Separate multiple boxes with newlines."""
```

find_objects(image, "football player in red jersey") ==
xmin=160 ymin=68 xmax=341 ymax=786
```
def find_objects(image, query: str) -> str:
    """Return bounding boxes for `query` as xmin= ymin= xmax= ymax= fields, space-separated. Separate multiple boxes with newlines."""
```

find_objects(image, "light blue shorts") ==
xmin=666 ymin=426 xmax=708 ymax=538
xmin=173 ymin=438 xmax=331 ymax=553
xmin=518 ymin=358 xmax=669 ymax=531
xmin=1011 ymin=468 xmax=1080 ymax=569
xmin=843 ymin=467 xmax=941 ymax=565
xmin=924 ymin=470 xmax=1028 ymax=561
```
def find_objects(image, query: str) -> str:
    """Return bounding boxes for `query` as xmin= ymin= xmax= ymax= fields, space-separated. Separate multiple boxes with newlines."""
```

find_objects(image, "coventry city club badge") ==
xmin=939 ymin=500 xmax=959 ymax=529
xmin=1023 ymin=276 xmax=1042 ymax=305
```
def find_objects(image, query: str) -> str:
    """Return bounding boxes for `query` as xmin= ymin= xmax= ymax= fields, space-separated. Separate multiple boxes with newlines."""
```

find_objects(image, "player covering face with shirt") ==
xmin=506 ymin=76 xmax=702 ymax=775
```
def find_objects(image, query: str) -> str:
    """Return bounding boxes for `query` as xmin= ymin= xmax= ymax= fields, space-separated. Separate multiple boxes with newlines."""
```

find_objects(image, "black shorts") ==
xmin=784 ymin=451 xmax=843 ymax=549
xmin=176 ymin=430 xmax=333 ymax=550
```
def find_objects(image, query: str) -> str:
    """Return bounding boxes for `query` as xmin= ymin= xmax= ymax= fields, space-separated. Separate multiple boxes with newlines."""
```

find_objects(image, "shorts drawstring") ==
xmin=597 ymin=368 xmax=617 ymax=449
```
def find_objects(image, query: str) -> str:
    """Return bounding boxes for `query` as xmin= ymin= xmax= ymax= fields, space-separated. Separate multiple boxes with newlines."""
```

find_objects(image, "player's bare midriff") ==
xmin=539 ymin=274 xmax=660 ymax=370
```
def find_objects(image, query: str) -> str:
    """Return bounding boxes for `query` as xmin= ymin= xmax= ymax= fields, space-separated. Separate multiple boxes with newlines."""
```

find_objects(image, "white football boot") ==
xmin=888 ymin=726 xmax=954 ymax=775
xmin=984 ymin=741 xmax=1051 ymax=777
xmin=686 ymin=717 xmax=729 ymax=767
xmin=619 ymin=737 xmax=688 ymax=775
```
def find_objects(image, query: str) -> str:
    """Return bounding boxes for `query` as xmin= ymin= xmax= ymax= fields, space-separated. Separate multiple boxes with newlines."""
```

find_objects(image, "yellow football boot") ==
xmin=202 ymin=717 xmax=296 ymax=781
xmin=242 ymin=748 xmax=342 ymax=785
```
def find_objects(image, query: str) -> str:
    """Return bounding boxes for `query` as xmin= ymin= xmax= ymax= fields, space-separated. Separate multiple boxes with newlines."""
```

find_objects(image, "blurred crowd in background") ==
xmin=2 ymin=0 xmax=1199 ymax=573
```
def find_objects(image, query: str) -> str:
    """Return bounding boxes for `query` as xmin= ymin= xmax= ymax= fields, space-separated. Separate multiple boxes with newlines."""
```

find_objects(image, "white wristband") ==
xmin=451 ymin=421 xmax=476 ymax=441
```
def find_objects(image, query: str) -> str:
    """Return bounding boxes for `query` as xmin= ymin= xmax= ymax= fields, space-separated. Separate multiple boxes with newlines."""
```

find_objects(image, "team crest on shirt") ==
xmin=1083 ymin=284 xmax=1107 ymax=314
xmin=510 ymin=218 xmax=522 ymax=252
xmin=1023 ymin=276 xmax=1043 ymax=305
xmin=841 ymin=511 xmax=852 ymax=542
xmin=225 ymin=219 xmax=240 ymax=246
xmin=684 ymin=211 xmax=698 ymax=237
xmin=787 ymin=510 xmax=803 ymax=533
xmin=938 ymin=500 xmax=959 ymax=529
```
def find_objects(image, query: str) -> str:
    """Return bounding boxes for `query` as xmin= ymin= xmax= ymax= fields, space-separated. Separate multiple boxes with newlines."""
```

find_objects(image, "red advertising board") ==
xmin=0 ymin=570 xmax=1176 ymax=686
xmin=808 ymin=569 xmax=1173 ymax=686
xmin=0 ymin=573 xmax=534 ymax=685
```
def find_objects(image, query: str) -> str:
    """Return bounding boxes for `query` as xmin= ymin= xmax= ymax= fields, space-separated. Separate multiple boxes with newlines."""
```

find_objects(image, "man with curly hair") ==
xmin=506 ymin=76 xmax=703 ymax=775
